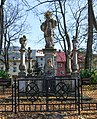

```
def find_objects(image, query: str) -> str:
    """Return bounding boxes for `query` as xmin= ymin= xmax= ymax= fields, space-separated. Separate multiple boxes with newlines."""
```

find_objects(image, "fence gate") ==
xmin=0 ymin=77 xmax=80 ymax=114
xmin=14 ymin=77 xmax=80 ymax=114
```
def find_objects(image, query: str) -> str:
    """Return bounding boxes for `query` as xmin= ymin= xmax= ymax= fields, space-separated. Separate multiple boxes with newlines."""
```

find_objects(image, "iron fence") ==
xmin=0 ymin=76 xmax=80 ymax=115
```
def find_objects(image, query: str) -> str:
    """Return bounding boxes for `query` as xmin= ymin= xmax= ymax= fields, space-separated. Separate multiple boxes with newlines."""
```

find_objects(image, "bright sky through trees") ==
xmin=4 ymin=0 xmax=97 ymax=51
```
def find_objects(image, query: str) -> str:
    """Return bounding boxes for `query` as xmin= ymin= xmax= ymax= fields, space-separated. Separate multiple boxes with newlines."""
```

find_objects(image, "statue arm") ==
xmin=41 ymin=23 xmax=46 ymax=32
xmin=52 ymin=19 xmax=57 ymax=28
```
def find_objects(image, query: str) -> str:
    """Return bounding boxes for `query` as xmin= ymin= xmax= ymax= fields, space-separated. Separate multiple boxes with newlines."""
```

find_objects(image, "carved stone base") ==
xmin=18 ymin=71 xmax=26 ymax=78
xmin=43 ymin=48 xmax=56 ymax=77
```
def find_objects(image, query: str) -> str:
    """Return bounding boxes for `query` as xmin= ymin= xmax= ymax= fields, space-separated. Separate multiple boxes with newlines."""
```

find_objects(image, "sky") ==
xmin=10 ymin=0 xmax=62 ymax=51
xmin=4 ymin=0 xmax=97 ymax=52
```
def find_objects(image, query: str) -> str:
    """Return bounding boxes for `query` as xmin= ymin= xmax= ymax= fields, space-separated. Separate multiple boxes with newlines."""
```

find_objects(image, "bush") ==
xmin=0 ymin=70 xmax=10 ymax=79
xmin=80 ymin=69 xmax=97 ymax=83
xmin=91 ymin=70 xmax=97 ymax=83
xmin=80 ymin=69 xmax=92 ymax=79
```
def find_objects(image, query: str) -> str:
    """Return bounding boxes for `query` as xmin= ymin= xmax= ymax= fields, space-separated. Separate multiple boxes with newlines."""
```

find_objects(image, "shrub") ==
xmin=80 ymin=69 xmax=92 ymax=79
xmin=80 ymin=69 xmax=97 ymax=83
xmin=0 ymin=70 xmax=10 ymax=79
xmin=91 ymin=70 xmax=97 ymax=83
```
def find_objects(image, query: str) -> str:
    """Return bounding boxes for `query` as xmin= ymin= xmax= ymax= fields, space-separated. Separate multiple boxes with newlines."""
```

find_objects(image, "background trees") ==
xmin=1 ymin=0 xmax=97 ymax=71
xmin=0 ymin=0 xmax=30 ymax=71
xmin=28 ymin=0 xmax=97 ymax=71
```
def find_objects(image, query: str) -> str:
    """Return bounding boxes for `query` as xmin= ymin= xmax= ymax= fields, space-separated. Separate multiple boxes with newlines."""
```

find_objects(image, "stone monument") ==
xmin=18 ymin=35 xmax=27 ymax=92
xmin=27 ymin=47 xmax=32 ymax=77
xmin=72 ymin=36 xmax=79 ymax=72
xmin=72 ymin=36 xmax=79 ymax=89
xmin=18 ymin=35 xmax=27 ymax=77
xmin=41 ymin=11 xmax=57 ymax=77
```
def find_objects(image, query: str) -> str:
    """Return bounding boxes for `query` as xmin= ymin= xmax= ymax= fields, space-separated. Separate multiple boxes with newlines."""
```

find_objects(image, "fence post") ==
xmin=14 ymin=79 xmax=17 ymax=114
xmin=46 ymin=78 xmax=49 ymax=111
xmin=78 ymin=78 xmax=80 ymax=115
xmin=12 ymin=82 xmax=14 ymax=112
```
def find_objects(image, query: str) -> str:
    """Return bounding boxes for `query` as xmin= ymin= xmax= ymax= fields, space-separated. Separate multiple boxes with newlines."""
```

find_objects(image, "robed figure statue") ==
xmin=41 ymin=11 xmax=57 ymax=48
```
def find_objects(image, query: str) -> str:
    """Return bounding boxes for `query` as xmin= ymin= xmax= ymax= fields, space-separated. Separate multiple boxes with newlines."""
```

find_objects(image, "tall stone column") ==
xmin=41 ymin=11 xmax=57 ymax=77
xmin=43 ymin=49 xmax=56 ymax=76
xmin=72 ymin=36 xmax=79 ymax=72
xmin=72 ymin=36 xmax=79 ymax=89
xmin=27 ymin=47 xmax=32 ymax=77
xmin=18 ymin=35 xmax=27 ymax=77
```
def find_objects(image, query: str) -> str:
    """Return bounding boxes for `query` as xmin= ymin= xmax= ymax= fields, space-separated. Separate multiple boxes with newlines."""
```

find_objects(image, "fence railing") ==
xmin=0 ymin=76 xmax=81 ymax=115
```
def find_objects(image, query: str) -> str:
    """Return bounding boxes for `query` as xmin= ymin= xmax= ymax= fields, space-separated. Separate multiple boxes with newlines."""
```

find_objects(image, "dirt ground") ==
xmin=0 ymin=85 xmax=97 ymax=119
xmin=0 ymin=111 xmax=97 ymax=119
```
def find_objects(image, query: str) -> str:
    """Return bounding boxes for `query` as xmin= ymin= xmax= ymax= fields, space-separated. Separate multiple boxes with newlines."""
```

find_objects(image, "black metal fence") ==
xmin=0 ymin=77 xmax=81 ymax=114
xmin=80 ymin=78 xmax=97 ymax=111
xmin=0 ymin=79 xmax=13 ymax=112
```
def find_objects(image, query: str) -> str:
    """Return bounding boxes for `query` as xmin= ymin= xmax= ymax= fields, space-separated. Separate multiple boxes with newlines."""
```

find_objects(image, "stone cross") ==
xmin=18 ymin=35 xmax=27 ymax=77
xmin=41 ymin=11 xmax=57 ymax=48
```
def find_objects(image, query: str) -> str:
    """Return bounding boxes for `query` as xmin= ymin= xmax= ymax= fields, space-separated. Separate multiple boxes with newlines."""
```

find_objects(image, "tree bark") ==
xmin=91 ymin=0 xmax=97 ymax=31
xmin=0 ymin=5 xmax=3 ymax=54
xmin=85 ymin=0 xmax=93 ymax=70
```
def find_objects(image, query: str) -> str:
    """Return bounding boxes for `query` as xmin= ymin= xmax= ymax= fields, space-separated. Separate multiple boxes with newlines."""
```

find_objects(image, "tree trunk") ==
xmin=58 ymin=0 xmax=72 ymax=73
xmin=0 ymin=5 xmax=3 ymax=54
xmin=85 ymin=0 xmax=93 ymax=70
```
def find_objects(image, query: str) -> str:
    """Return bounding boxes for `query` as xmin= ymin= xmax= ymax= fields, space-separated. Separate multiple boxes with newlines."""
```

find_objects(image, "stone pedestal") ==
xmin=72 ymin=37 xmax=79 ymax=89
xmin=18 ymin=80 xmax=26 ymax=92
xmin=43 ymin=48 xmax=56 ymax=77
xmin=42 ymin=48 xmax=56 ymax=92
xmin=18 ymin=35 xmax=27 ymax=92
xmin=18 ymin=48 xmax=26 ymax=77
xmin=27 ymin=47 xmax=32 ymax=77
xmin=72 ymin=37 xmax=79 ymax=72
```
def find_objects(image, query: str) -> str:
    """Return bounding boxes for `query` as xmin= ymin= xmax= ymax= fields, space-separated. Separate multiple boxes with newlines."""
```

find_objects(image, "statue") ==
xmin=18 ymin=35 xmax=27 ymax=77
xmin=41 ymin=11 xmax=57 ymax=48
xmin=19 ymin=35 xmax=27 ymax=49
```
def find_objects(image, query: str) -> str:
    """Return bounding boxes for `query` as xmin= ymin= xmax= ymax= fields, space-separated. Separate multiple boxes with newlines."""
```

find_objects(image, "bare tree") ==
xmin=24 ymin=0 xmax=97 ymax=70
xmin=25 ymin=0 xmax=87 ymax=73
xmin=53 ymin=0 xmax=87 ymax=72
xmin=84 ymin=0 xmax=97 ymax=70
xmin=0 ymin=0 xmax=5 ymax=54
xmin=0 ymin=0 xmax=29 ymax=71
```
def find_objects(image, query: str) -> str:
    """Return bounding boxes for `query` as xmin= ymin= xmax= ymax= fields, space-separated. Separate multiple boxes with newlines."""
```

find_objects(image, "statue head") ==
xmin=19 ymin=35 xmax=27 ymax=48
xmin=44 ymin=11 xmax=52 ymax=19
xmin=47 ymin=58 xmax=53 ymax=67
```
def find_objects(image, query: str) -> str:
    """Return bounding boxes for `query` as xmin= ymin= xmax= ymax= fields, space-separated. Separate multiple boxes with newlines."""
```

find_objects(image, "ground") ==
xmin=0 ymin=84 xmax=97 ymax=119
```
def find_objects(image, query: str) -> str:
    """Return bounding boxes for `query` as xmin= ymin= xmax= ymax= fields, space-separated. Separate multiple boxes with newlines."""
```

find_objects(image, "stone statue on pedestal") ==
xmin=41 ymin=11 xmax=57 ymax=48
xmin=18 ymin=35 xmax=27 ymax=77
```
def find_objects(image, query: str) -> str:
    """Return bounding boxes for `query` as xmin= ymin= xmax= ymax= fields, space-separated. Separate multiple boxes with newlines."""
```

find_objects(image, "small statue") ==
xmin=19 ymin=35 xmax=27 ymax=49
xmin=41 ymin=11 xmax=57 ymax=48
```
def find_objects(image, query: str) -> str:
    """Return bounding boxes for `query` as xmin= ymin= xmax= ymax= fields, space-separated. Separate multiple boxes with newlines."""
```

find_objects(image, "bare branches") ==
xmin=26 ymin=0 xmax=53 ymax=11
xmin=0 ymin=0 xmax=30 ymax=71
